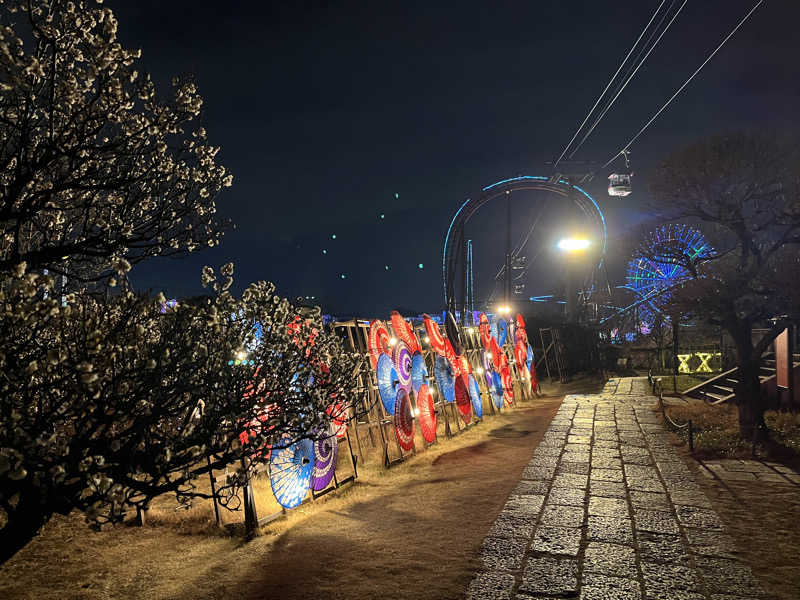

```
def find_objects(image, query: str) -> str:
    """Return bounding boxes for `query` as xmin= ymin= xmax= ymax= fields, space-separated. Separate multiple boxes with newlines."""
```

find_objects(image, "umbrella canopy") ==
xmin=393 ymin=388 xmax=415 ymax=451
xmin=445 ymin=310 xmax=463 ymax=356
xmin=468 ymin=374 xmax=483 ymax=419
xmin=423 ymin=314 xmax=447 ymax=357
xmin=489 ymin=337 xmax=502 ymax=370
xmin=515 ymin=313 xmax=526 ymax=332
xmin=454 ymin=374 xmax=473 ymax=424
xmin=526 ymin=344 xmax=534 ymax=371
xmin=311 ymin=435 xmax=338 ymax=491
xmin=410 ymin=352 xmax=427 ymax=394
xmin=501 ymin=366 xmax=514 ymax=405
xmin=496 ymin=318 xmax=508 ymax=347
xmin=392 ymin=340 xmax=412 ymax=390
xmin=491 ymin=371 xmax=504 ymax=408
xmin=368 ymin=319 xmax=390 ymax=369
xmin=269 ymin=438 xmax=314 ymax=509
xmin=479 ymin=312 xmax=492 ymax=349
xmin=416 ymin=384 xmax=437 ymax=443
xmin=325 ymin=401 xmax=348 ymax=438
xmin=391 ymin=311 xmax=420 ymax=354
xmin=376 ymin=353 xmax=399 ymax=415
xmin=515 ymin=340 xmax=528 ymax=372
xmin=433 ymin=354 xmax=455 ymax=403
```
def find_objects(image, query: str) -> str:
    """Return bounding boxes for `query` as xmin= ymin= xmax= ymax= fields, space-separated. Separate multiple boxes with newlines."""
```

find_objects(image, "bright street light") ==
xmin=497 ymin=305 xmax=511 ymax=315
xmin=557 ymin=238 xmax=591 ymax=251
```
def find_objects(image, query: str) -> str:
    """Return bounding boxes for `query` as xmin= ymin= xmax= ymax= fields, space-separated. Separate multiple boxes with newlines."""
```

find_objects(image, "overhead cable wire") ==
xmin=602 ymin=0 xmax=765 ymax=169
xmin=567 ymin=0 xmax=689 ymax=159
xmin=553 ymin=0 xmax=668 ymax=168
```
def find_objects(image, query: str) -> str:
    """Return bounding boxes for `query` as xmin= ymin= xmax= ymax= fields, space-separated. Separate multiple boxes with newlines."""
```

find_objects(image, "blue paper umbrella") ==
xmin=269 ymin=438 xmax=314 ymax=509
xmin=526 ymin=344 xmax=534 ymax=370
xmin=468 ymin=374 xmax=483 ymax=419
xmin=433 ymin=354 xmax=455 ymax=403
xmin=491 ymin=371 xmax=504 ymax=408
xmin=411 ymin=352 xmax=428 ymax=394
xmin=376 ymin=353 xmax=399 ymax=415
xmin=496 ymin=319 xmax=508 ymax=347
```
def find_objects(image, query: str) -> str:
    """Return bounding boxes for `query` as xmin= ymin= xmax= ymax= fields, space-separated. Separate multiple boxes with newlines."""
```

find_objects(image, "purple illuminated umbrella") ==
xmin=311 ymin=435 xmax=338 ymax=491
xmin=392 ymin=340 xmax=412 ymax=390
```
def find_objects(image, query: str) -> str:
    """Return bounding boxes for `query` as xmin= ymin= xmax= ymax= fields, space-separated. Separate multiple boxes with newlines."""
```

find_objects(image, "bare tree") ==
xmin=649 ymin=132 xmax=800 ymax=438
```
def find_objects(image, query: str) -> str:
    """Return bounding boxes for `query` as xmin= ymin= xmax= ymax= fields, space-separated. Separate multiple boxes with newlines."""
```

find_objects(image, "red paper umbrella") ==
xmin=393 ymin=388 xmax=415 ymax=451
xmin=530 ymin=363 xmax=539 ymax=395
xmin=454 ymin=374 xmax=473 ymax=424
xmin=515 ymin=313 xmax=526 ymax=332
xmin=479 ymin=313 xmax=492 ymax=348
xmin=416 ymin=384 xmax=437 ymax=443
xmin=514 ymin=340 xmax=528 ymax=372
xmin=423 ymin=314 xmax=447 ymax=357
xmin=501 ymin=366 xmax=514 ymax=405
xmin=325 ymin=401 xmax=348 ymax=438
xmin=489 ymin=337 xmax=502 ymax=370
xmin=391 ymin=311 xmax=419 ymax=355
xmin=368 ymin=319 xmax=390 ymax=369
xmin=444 ymin=338 xmax=458 ymax=367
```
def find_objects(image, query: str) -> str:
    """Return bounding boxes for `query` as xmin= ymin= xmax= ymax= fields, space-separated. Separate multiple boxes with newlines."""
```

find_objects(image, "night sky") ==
xmin=110 ymin=1 xmax=800 ymax=317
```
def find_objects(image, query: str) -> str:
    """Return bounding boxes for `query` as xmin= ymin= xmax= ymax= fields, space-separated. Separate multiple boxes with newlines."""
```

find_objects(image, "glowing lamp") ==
xmin=487 ymin=352 xmax=493 ymax=359
xmin=388 ymin=337 xmax=398 ymax=346
xmin=476 ymin=367 xmax=485 ymax=375
xmin=424 ymin=336 xmax=431 ymax=344
xmin=557 ymin=238 xmax=591 ymax=251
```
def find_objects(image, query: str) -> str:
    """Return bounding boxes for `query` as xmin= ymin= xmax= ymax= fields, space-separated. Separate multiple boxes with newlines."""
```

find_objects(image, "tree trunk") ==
xmin=0 ymin=494 xmax=50 ymax=565
xmin=730 ymin=320 xmax=765 ymax=441
xmin=735 ymin=358 xmax=763 ymax=440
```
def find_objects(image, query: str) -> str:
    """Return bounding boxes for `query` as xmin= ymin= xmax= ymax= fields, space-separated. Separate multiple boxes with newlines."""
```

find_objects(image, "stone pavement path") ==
xmin=468 ymin=377 xmax=766 ymax=599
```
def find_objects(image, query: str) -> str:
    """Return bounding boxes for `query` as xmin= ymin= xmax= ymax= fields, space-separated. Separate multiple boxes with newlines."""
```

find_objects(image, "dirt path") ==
xmin=0 ymin=397 xmax=567 ymax=600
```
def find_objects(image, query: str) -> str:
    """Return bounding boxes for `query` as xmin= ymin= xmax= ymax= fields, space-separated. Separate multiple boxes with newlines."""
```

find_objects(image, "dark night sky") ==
xmin=108 ymin=1 xmax=800 ymax=317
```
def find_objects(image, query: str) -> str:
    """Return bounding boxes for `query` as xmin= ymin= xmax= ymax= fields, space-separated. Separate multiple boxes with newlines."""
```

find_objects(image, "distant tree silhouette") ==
xmin=649 ymin=132 xmax=800 ymax=439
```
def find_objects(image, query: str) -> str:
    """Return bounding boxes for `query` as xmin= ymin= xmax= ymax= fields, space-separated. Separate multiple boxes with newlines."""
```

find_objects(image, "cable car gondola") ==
xmin=608 ymin=149 xmax=633 ymax=197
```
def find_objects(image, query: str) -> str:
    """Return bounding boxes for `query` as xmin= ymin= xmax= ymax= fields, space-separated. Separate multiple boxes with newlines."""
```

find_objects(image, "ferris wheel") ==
xmin=625 ymin=224 xmax=711 ymax=325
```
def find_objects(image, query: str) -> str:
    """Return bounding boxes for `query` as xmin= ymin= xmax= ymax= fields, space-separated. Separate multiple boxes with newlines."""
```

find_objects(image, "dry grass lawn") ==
xmin=0 ymin=378 xmax=602 ymax=600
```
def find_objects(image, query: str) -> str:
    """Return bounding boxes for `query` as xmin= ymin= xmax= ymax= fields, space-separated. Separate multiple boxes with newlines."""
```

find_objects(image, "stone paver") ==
xmin=466 ymin=377 xmax=766 ymax=600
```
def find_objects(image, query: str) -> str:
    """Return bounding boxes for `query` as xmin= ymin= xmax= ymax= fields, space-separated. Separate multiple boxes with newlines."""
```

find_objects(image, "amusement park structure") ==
xmin=442 ymin=175 xmax=607 ymax=324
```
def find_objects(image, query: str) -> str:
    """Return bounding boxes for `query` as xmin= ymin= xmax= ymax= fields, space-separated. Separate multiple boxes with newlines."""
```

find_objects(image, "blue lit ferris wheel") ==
xmin=625 ymin=224 xmax=711 ymax=325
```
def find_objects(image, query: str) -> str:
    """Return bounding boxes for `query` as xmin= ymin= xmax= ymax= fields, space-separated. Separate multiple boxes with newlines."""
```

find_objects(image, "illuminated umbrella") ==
xmin=376 ymin=353 xmax=399 ymax=415
xmin=423 ymin=314 xmax=447 ymax=357
xmin=489 ymin=337 xmax=502 ymax=370
xmin=479 ymin=313 xmax=492 ymax=348
xmin=269 ymin=438 xmax=314 ymax=509
xmin=416 ymin=384 xmax=437 ymax=443
xmin=482 ymin=350 xmax=494 ymax=390
xmin=491 ymin=371 xmax=504 ymax=408
xmin=392 ymin=340 xmax=412 ymax=390
xmin=445 ymin=311 xmax=463 ymax=355
xmin=392 ymin=311 xmax=420 ymax=354
xmin=393 ymin=388 xmax=415 ymax=451
xmin=454 ymin=374 xmax=473 ymax=424
xmin=515 ymin=313 xmax=526 ymax=332
xmin=468 ymin=374 xmax=483 ymax=419
xmin=368 ymin=319 xmax=390 ymax=369
xmin=433 ymin=354 xmax=455 ymax=403
xmin=526 ymin=344 xmax=534 ymax=370
xmin=501 ymin=366 xmax=514 ymax=405
xmin=311 ymin=435 xmax=338 ymax=491
xmin=515 ymin=340 xmax=528 ymax=372
xmin=410 ymin=352 xmax=427 ymax=394
xmin=496 ymin=319 xmax=508 ymax=347
xmin=325 ymin=401 xmax=348 ymax=438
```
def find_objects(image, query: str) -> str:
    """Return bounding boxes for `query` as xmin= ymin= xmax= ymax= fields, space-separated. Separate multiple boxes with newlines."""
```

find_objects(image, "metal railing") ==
xmin=648 ymin=370 xmax=694 ymax=452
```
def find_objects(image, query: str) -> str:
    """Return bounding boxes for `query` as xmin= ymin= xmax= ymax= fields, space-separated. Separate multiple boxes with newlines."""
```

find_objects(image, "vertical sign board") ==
xmin=776 ymin=328 xmax=790 ymax=389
